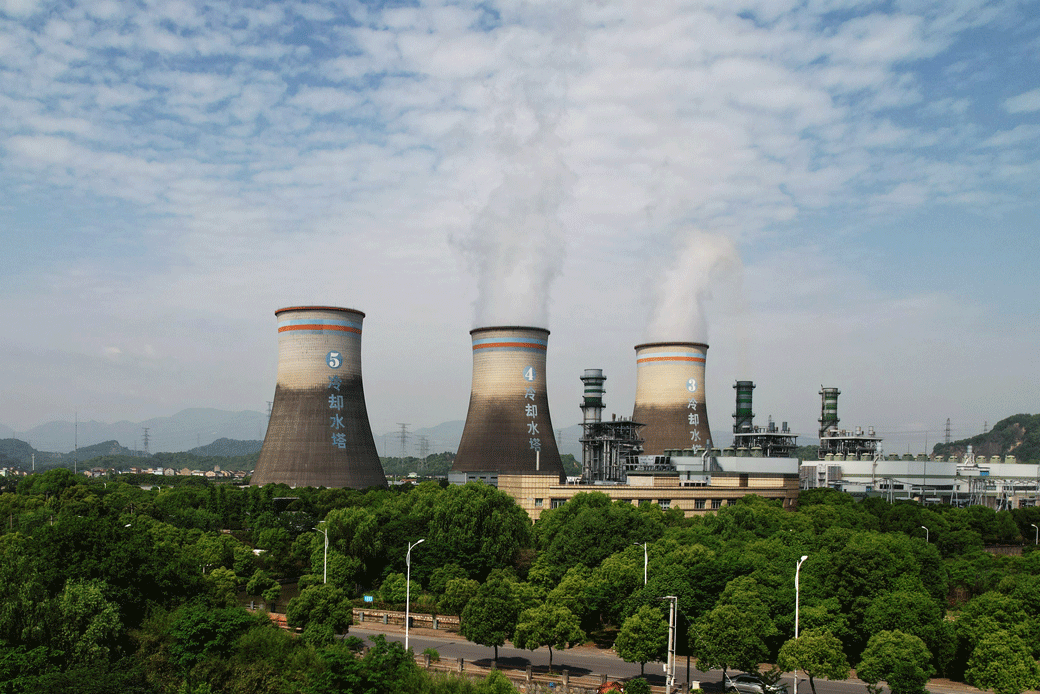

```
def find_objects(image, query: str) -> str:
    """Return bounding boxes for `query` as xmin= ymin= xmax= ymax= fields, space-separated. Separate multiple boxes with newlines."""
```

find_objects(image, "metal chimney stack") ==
xmin=632 ymin=342 xmax=713 ymax=455
xmin=451 ymin=326 xmax=565 ymax=480
xmin=252 ymin=306 xmax=387 ymax=489
xmin=819 ymin=387 xmax=841 ymax=439
xmin=733 ymin=380 xmax=755 ymax=434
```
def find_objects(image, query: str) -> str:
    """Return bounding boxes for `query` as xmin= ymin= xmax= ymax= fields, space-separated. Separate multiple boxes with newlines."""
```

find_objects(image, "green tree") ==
xmin=440 ymin=577 xmax=480 ymax=615
xmin=857 ymin=630 xmax=934 ymax=694
xmin=512 ymin=603 xmax=586 ymax=669
xmin=205 ymin=566 xmax=240 ymax=608
xmin=286 ymin=583 xmax=354 ymax=646
xmin=614 ymin=605 xmax=667 ymax=676
xmin=168 ymin=603 xmax=265 ymax=676
xmin=52 ymin=578 xmax=122 ymax=666
xmin=776 ymin=629 xmax=850 ymax=694
xmin=246 ymin=569 xmax=281 ymax=607
xmin=460 ymin=578 xmax=521 ymax=663
xmin=965 ymin=631 xmax=1040 ymax=694
xmin=693 ymin=603 xmax=772 ymax=680
xmin=379 ymin=572 xmax=419 ymax=606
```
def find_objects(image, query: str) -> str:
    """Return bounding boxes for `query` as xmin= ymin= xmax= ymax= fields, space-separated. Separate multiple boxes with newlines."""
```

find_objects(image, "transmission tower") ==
xmin=142 ymin=427 xmax=150 ymax=456
xmin=417 ymin=435 xmax=429 ymax=472
xmin=945 ymin=419 xmax=951 ymax=445
xmin=396 ymin=423 xmax=410 ymax=460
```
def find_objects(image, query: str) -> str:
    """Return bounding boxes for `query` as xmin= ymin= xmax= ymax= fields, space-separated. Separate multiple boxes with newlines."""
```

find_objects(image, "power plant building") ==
xmin=449 ymin=326 xmax=565 ymax=485
xmin=497 ymin=349 xmax=801 ymax=520
xmin=252 ymin=306 xmax=387 ymax=489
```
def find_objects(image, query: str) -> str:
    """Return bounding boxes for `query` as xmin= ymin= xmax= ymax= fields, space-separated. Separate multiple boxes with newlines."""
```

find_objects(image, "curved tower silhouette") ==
xmin=253 ymin=306 xmax=387 ymax=489
xmin=451 ymin=326 xmax=565 ymax=480
xmin=631 ymin=342 xmax=713 ymax=455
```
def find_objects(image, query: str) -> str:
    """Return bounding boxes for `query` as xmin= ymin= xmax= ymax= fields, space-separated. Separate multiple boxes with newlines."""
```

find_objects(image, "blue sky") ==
xmin=1 ymin=0 xmax=1037 ymax=454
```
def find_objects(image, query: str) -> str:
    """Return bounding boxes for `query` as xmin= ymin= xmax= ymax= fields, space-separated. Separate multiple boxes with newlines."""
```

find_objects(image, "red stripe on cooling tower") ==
xmin=637 ymin=356 xmax=706 ymax=363
xmin=278 ymin=324 xmax=362 ymax=333
xmin=473 ymin=342 xmax=547 ymax=350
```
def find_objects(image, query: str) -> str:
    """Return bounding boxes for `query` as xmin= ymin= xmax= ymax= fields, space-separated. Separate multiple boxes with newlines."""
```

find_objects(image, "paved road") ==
xmin=350 ymin=624 xmax=977 ymax=694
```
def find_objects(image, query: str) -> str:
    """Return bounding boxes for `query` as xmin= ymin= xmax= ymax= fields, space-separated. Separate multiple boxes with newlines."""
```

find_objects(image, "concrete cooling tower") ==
xmin=450 ymin=326 xmax=565 ymax=481
xmin=631 ymin=342 xmax=713 ymax=455
xmin=252 ymin=306 xmax=387 ymax=489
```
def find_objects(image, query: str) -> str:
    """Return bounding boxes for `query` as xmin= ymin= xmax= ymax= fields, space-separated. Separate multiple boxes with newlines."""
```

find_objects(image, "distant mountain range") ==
xmin=0 ymin=409 xmax=586 ymax=461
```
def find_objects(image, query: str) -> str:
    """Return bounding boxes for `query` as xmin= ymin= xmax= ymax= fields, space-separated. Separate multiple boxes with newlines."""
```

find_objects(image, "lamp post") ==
xmin=405 ymin=538 xmax=425 ymax=651
xmin=794 ymin=555 xmax=808 ymax=694
xmin=1032 ymin=523 xmax=1038 ymax=545
xmin=634 ymin=542 xmax=648 ymax=585
xmin=314 ymin=522 xmax=329 ymax=584
xmin=660 ymin=595 xmax=677 ymax=692
xmin=920 ymin=525 xmax=929 ymax=543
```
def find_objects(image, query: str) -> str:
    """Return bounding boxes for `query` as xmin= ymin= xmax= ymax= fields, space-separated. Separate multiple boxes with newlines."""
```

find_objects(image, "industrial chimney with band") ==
xmin=252 ymin=306 xmax=387 ymax=489
xmin=450 ymin=326 xmax=565 ymax=481
xmin=631 ymin=342 xmax=713 ymax=455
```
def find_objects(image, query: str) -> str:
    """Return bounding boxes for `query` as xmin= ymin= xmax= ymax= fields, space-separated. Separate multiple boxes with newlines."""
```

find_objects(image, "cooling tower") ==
xmin=252 ymin=306 xmax=387 ymax=489
xmin=632 ymin=342 xmax=713 ymax=455
xmin=451 ymin=326 xmax=565 ymax=480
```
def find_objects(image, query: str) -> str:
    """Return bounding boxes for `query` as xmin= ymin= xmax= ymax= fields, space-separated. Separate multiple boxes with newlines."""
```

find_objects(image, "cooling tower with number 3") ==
xmin=631 ymin=342 xmax=714 ymax=455
xmin=450 ymin=326 xmax=565 ymax=480
xmin=252 ymin=306 xmax=387 ymax=489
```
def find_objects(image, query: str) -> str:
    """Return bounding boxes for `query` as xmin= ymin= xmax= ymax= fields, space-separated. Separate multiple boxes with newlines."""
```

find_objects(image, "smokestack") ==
xmin=733 ymin=380 xmax=755 ymax=434
xmin=252 ymin=306 xmax=387 ymax=489
xmin=819 ymin=387 xmax=840 ymax=439
xmin=632 ymin=342 xmax=713 ymax=455
xmin=451 ymin=326 xmax=565 ymax=480
xmin=579 ymin=369 xmax=606 ymax=426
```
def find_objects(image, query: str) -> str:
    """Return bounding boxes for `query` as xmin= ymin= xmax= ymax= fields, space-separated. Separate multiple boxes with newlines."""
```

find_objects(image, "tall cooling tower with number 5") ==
xmin=631 ymin=342 xmax=713 ymax=456
xmin=450 ymin=326 xmax=565 ymax=481
xmin=252 ymin=306 xmax=387 ymax=489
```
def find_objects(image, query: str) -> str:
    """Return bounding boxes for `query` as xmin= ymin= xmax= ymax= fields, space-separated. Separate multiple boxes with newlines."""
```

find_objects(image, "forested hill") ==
xmin=188 ymin=438 xmax=262 ymax=457
xmin=933 ymin=414 xmax=1040 ymax=463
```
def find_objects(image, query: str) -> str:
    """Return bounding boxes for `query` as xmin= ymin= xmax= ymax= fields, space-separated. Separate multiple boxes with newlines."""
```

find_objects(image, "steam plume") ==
xmin=646 ymin=231 xmax=741 ymax=343
xmin=455 ymin=5 xmax=578 ymax=329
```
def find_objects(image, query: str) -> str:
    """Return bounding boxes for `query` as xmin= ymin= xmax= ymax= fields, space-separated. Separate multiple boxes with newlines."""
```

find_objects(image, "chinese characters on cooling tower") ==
xmin=327 ymin=368 xmax=346 ymax=448
xmin=252 ymin=306 xmax=387 ymax=489
xmin=632 ymin=342 xmax=714 ymax=456
xmin=451 ymin=326 xmax=565 ymax=480
xmin=523 ymin=368 xmax=541 ymax=452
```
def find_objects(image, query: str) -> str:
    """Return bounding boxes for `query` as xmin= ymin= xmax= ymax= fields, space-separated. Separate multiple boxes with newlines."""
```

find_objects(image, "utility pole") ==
xmin=74 ymin=412 xmax=78 ymax=475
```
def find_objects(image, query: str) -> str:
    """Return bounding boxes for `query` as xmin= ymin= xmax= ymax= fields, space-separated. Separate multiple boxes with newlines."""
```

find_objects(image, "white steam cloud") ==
xmin=455 ymin=5 xmax=578 ymax=329
xmin=645 ymin=231 xmax=741 ymax=344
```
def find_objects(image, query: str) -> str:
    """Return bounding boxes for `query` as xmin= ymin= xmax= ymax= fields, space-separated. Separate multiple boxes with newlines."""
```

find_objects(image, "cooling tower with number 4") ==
xmin=252 ymin=306 xmax=387 ymax=489
xmin=631 ymin=342 xmax=713 ymax=455
xmin=450 ymin=326 xmax=565 ymax=480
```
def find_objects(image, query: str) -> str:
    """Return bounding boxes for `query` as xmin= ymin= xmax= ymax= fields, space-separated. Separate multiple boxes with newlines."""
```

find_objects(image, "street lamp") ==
xmin=633 ymin=542 xmax=648 ymax=585
xmin=794 ymin=555 xmax=808 ymax=694
xmin=920 ymin=525 xmax=929 ymax=543
xmin=660 ymin=595 xmax=677 ymax=692
xmin=405 ymin=538 xmax=425 ymax=652
xmin=314 ymin=522 xmax=329 ymax=584
xmin=1032 ymin=523 xmax=1038 ymax=545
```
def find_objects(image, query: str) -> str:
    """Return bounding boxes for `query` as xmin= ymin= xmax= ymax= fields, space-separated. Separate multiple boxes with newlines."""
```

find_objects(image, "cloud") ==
xmin=1005 ymin=87 xmax=1040 ymax=114
xmin=0 ymin=0 xmax=1037 ymax=435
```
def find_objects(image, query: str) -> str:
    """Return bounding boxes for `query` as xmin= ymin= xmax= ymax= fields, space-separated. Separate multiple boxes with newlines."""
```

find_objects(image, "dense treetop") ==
xmin=3 ymin=470 xmax=1040 ymax=693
